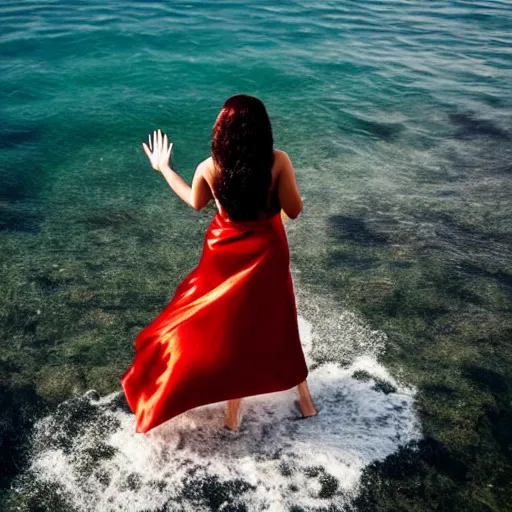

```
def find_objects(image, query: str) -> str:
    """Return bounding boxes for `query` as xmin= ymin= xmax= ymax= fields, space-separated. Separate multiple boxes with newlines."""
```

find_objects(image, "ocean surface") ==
xmin=1 ymin=1 xmax=511 ymax=510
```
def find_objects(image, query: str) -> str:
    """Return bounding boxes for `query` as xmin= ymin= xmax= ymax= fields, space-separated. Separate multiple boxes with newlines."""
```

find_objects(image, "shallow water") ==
xmin=1 ymin=0 xmax=511 ymax=510
xmin=15 ymin=317 xmax=420 ymax=511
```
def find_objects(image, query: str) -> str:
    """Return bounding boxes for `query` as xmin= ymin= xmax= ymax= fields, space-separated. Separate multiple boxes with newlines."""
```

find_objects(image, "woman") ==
xmin=122 ymin=95 xmax=317 ymax=433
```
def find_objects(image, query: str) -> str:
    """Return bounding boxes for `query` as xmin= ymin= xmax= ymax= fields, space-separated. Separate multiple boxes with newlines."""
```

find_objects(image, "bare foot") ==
xmin=297 ymin=380 xmax=318 ymax=417
xmin=225 ymin=398 xmax=241 ymax=431
xmin=294 ymin=400 xmax=318 ymax=418
xmin=224 ymin=417 xmax=239 ymax=432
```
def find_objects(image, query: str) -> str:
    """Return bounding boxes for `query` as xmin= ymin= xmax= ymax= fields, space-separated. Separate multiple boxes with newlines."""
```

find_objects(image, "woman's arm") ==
xmin=159 ymin=161 xmax=212 ymax=210
xmin=142 ymin=130 xmax=212 ymax=210
xmin=276 ymin=150 xmax=303 ymax=219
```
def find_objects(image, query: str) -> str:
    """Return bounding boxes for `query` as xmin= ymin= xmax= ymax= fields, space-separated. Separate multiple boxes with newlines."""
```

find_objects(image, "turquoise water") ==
xmin=1 ymin=1 xmax=511 ymax=510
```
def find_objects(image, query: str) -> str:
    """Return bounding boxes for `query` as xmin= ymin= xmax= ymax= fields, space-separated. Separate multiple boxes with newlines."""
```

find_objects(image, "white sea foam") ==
xmin=18 ymin=303 xmax=421 ymax=511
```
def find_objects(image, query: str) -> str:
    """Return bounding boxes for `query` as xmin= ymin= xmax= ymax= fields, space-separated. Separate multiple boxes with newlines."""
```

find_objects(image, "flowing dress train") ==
xmin=121 ymin=211 xmax=308 ymax=433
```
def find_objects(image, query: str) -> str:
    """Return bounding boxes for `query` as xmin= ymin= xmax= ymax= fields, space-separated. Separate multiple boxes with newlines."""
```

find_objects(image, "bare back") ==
xmin=198 ymin=149 xmax=303 ymax=220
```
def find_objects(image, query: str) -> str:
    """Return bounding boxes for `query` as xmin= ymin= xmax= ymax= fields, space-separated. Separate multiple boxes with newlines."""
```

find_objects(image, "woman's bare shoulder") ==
xmin=196 ymin=156 xmax=214 ymax=172
xmin=195 ymin=156 xmax=215 ymax=178
xmin=272 ymin=149 xmax=293 ymax=176
xmin=273 ymin=148 xmax=289 ymax=162
xmin=195 ymin=157 xmax=218 ymax=191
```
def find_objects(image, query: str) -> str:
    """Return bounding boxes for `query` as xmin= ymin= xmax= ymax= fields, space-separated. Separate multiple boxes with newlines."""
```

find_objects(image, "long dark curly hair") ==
xmin=212 ymin=95 xmax=274 ymax=221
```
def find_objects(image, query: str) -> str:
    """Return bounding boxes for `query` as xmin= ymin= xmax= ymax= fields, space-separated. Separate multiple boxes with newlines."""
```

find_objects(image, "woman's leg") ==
xmin=225 ymin=398 xmax=242 ymax=431
xmin=297 ymin=380 xmax=317 ymax=417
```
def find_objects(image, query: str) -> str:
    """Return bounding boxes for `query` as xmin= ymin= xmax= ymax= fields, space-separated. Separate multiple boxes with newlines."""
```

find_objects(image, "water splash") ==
xmin=15 ymin=305 xmax=420 ymax=511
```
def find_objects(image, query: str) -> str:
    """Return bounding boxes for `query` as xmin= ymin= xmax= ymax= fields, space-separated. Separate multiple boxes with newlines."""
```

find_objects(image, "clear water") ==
xmin=1 ymin=1 xmax=511 ymax=510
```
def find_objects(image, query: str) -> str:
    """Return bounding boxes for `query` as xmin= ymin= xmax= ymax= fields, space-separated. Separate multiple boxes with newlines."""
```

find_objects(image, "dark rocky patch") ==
xmin=0 ymin=164 xmax=45 ymax=202
xmin=82 ymin=209 xmax=137 ymax=230
xmin=371 ymin=379 xmax=397 ymax=395
xmin=120 ymin=472 xmax=142 ymax=492
xmin=5 ymin=480 xmax=73 ymax=512
xmin=456 ymin=262 xmax=512 ymax=290
xmin=352 ymin=370 xmax=372 ymax=382
xmin=279 ymin=461 xmax=294 ymax=477
xmin=0 ymin=378 xmax=44 ymax=510
xmin=304 ymin=465 xmax=323 ymax=478
xmin=422 ymin=383 xmax=457 ymax=397
xmin=352 ymin=371 xmax=396 ymax=394
xmin=0 ymin=124 xmax=43 ymax=149
xmin=180 ymin=475 xmax=254 ymax=511
xmin=79 ymin=442 xmax=117 ymax=480
xmin=0 ymin=155 xmax=46 ymax=233
xmin=328 ymin=251 xmax=379 ymax=270
xmin=302 ymin=466 xmax=341 ymax=500
xmin=35 ymin=395 xmax=121 ymax=455
xmin=318 ymin=472 xmax=339 ymax=499
xmin=105 ymin=391 xmax=132 ymax=414
xmin=2 ymin=306 xmax=40 ymax=337
xmin=449 ymin=111 xmax=510 ymax=140
xmin=435 ymin=190 xmax=459 ymax=197
xmin=340 ymin=113 xmax=404 ymax=142
xmin=352 ymin=437 xmax=470 ymax=511
xmin=0 ymin=201 xmax=41 ymax=233
xmin=462 ymin=366 xmax=509 ymax=396
xmin=34 ymin=274 xmax=79 ymax=294
xmin=381 ymin=286 xmax=448 ymax=320
xmin=483 ymin=406 xmax=512 ymax=466
xmin=328 ymin=216 xmax=389 ymax=246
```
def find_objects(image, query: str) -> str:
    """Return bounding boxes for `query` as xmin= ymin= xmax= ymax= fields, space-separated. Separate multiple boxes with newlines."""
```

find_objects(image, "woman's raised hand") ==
xmin=142 ymin=129 xmax=173 ymax=172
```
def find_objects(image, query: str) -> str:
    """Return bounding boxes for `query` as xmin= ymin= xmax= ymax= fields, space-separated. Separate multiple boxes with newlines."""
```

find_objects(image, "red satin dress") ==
xmin=121 ymin=208 xmax=308 ymax=433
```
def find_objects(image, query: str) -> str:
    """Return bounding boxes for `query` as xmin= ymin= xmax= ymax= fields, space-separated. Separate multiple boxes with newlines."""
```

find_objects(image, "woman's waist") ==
xmin=204 ymin=212 xmax=290 ymax=265
xmin=213 ymin=209 xmax=282 ymax=229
